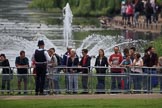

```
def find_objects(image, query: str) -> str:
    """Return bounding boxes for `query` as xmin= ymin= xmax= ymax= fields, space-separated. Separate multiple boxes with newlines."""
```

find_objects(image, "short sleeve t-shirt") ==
xmin=131 ymin=58 xmax=143 ymax=73
xmin=15 ymin=57 xmax=29 ymax=74
xmin=109 ymin=53 xmax=123 ymax=72
xmin=121 ymin=59 xmax=132 ymax=65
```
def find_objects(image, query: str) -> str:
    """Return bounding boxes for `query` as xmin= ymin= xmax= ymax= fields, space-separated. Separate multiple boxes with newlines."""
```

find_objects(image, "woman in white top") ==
xmin=131 ymin=53 xmax=143 ymax=93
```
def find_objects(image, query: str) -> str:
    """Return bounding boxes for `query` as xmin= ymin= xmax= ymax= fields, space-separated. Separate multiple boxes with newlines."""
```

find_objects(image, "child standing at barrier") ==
xmin=120 ymin=54 xmax=132 ymax=91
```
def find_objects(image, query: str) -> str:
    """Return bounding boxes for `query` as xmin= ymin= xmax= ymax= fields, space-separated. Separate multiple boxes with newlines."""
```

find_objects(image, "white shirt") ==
xmin=32 ymin=48 xmax=51 ymax=62
xmin=121 ymin=5 xmax=127 ymax=13
xmin=131 ymin=58 xmax=143 ymax=73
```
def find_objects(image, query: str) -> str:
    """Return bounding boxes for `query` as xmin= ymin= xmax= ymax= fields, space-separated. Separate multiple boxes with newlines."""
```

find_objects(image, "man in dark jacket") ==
xmin=0 ymin=54 xmax=11 ymax=94
xmin=79 ymin=49 xmax=91 ymax=94
xmin=143 ymin=46 xmax=158 ymax=92
xmin=62 ymin=46 xmax=72 ymax=93
xmin=145 ymin=0 xmax=153 ymax=27
xmin=134 ymin=0 xmax=144 ymax=26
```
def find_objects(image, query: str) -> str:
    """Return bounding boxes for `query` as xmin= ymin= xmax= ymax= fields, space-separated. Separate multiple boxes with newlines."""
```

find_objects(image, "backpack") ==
xmin=55 ymin=54 xmax=62 ymax=66
xmin=126 ymin=4 xmax=134 ymax=15
xmin=145 ymin=3 xmax=153 ymax=15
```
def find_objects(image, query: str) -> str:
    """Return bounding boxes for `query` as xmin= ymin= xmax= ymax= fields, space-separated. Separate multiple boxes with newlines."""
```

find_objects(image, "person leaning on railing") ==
xmin=109 ymin=46 xmax=123 ymax=93
xmin=143 ymin=46 xmax=158 ymax=93
xmin=67 ymin=49 xmax=79 ymax=94
xmin=15 ymin=50 xmax=29 ymax=95
xmin=62 ymin=46 xmax=72 ymax=94
xmin=120 ymin=54 xmax=132 ymax=91
xmin=79 ymin=49 xmax=91 ymax=94
xmin=0 ymin=54 xmax=12 ymax=95
xmin=131 ymin=53 xmax=143 ymax=94
xmin=46 ymin=48 xmax=58 ymax=95
xmin=49 ymin=48 xmax=61 ymax=94
xmin=94 ymin=49 xmax=108 ymax=94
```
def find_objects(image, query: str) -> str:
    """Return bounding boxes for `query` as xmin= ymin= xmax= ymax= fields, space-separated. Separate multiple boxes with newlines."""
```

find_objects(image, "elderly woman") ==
xmin=67 ymin=49 xmax=79 ymax=94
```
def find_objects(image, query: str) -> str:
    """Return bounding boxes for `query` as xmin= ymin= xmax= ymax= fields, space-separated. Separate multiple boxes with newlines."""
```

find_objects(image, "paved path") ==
xmin=100 ymin=16 xmax=162 ymax=33
xmin=0 ymin=94 xmax=162 ymax=100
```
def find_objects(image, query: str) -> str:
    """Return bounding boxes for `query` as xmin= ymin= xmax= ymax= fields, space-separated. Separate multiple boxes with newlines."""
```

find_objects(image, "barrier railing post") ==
xmin=90 ymin=67 xmax=93 ymax=94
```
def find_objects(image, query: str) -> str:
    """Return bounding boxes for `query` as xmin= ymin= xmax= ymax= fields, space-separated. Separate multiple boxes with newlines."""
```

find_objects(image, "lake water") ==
xmin=0 ymin=0 xmax=161 ymax=66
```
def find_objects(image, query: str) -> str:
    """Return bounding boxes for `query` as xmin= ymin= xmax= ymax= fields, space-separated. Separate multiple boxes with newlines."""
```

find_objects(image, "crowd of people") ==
xmin=0 ymin=40 xmax=162 ymax=95
xmin=121 ymin=0 xmax=161 ymax=27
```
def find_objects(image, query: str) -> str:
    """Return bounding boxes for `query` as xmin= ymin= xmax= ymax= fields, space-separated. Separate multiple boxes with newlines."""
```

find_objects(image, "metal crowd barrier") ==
xmin=0 ymin=66 xmax=162 ymax=95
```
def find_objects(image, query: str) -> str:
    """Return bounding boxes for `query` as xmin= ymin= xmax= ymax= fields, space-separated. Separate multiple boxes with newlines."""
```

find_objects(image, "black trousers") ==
xmin=35 ymin=66 xmax=46 ymax=94
xmin=2 ymin=80 xmax=10 ymax=91
xmin=96 ymin=76 xmax=105 ymax=91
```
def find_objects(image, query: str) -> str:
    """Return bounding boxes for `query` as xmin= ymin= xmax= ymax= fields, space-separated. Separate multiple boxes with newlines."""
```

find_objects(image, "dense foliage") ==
xmin=151 ymin=36 xmax=162 ymax=56
xmin=29 ymin=0 xmax=122 ymax=16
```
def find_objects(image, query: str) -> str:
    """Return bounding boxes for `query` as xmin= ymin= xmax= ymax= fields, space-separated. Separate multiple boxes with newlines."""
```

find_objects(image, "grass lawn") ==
xmin=0 ymin=99 xmax=162 ymax=108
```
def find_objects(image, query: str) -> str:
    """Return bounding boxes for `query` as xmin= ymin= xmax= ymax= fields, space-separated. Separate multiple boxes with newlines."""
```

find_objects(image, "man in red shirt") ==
xmin=109 ymin=46 xmax=123 ymax=93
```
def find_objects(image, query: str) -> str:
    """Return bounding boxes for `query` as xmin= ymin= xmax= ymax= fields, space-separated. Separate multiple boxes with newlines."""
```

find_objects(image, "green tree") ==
xmin=76 ymin=0 xmax=91 ymax=16
xmin=29 ymin=0 xmax=121 ymax=16
xmin=108 ymin=0 xmax=115 ymax=14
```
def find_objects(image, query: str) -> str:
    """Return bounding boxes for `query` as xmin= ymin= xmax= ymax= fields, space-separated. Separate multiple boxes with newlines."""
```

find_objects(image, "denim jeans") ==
xmin=111 ymin=72 xmax=122 ymax=91
xmin=65 ymin=74 xmax=70 ymax=92
xmin=96 ymin=76 xmax=105 ymax=92
xmin=160 ymin=76 xmax=162 ymax=92
xmin=124 ymin=76 xmax=129 ymax=90
xmin=143 ymin=68 xmax=158 ymax=92
xmin=69 ymin=74 xmax=78 ymax=92
xmin=134 ymin=12 xmax=140 ymax=26
xmin=53 ymin=75 xmax=60 ymax=93
xmin=132 ymin=73 xmax=142 ymax=91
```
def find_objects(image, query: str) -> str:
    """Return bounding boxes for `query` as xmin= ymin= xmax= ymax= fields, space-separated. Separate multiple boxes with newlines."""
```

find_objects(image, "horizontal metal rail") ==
xmin=0 ymin=66 xmax=161 ymax=95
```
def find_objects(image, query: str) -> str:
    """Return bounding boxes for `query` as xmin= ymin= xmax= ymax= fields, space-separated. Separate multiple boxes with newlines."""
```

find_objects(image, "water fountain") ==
xmin=0 ymin=31 xmax=63 ymax=66
xmin=76 ymin=34 xmax=147 ymax=58
xmin=63 ymin=3 xmax=73 ymax=47
xmin=0 ymin=1 xmax=149 ymax=67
